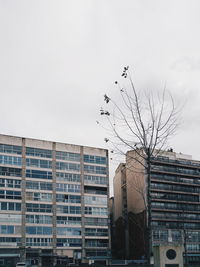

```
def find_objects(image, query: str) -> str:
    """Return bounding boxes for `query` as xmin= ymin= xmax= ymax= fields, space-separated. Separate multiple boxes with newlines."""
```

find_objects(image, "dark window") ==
xmin=0 ymin=167 xmax=21 ymax=177
xmin=26 ymin=203 xmax=52 ymax=213
xmin=84 ymin=185 xmax=107 ymax=195
xmin=26 ymin=169 xmax=52 ymax=179
xmin=166 ymin=249 xmax=177 ymax=260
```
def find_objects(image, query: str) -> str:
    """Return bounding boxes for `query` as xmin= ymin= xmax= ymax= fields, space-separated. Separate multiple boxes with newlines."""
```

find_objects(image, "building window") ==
xmin=0 ymin=225 xmax=15 ymax=234
xmin=0 ymin=190 xmax=21 ymax=200
xmin=56 ymin=172 xmax=80 ymax=182
xmin=57 ymin=227 xmax=81 ymax=236
xmin=0 ymin=144 xmax=22 ymax=155
xmin=151 ymin=182 xmax=200 ymax=194
xmin=84 ymin=165 xmax=107 ymax=175
xmin=26 ymin=238 xmax=52 ymax=247
xmin=0 ymin=167 xmax=21 ymax=177
xmin=0 ymin=202 xmax=21 ymax=211
xmin=56 ymin=194 xmax=81 ymax=203
xmin=26 ymin=214 xmax=52 ymax=224
xmin=152 ymin=201 xmax=200 ymax=212
xmin=0 ymin=237 xmax=21 ymax=244
xmin=26 ymin=158 xmax=52 ymax=169
xmin=26 ymin=181 xmax=52 ymax=191
xmin=56 ymin=162 xmax=80 ymax=172
xmin=84 ymin=185 xmax=107 ymax=195
xmin=84 ymin=196 xmax=107 ymax=205
xmin=0 ymin=155 xmax=22 ymax=166
xmin=0 ymin=178 xmax=21 ymax=188
xmin=85 ymin=239 xmax=108 ymax=248
xmin=85 ymin=228 xmax=108 ymax=236
xmin=0 ymin=214 xmax=21 ymax=223
xmin=26 ymin=147 xmax=52 ymax=158
xmin=186 ymin=244 xmax=200 ymax=252
xmin=26 ymin=192 xmax=52 ymax=202
xmin=56 ymin=238 xmax=82 ymax=247
xmin=26 ymin=226 xmax=52 ymax=235
xmin=26 ymin=203 xmax=52 ymax=213
xmin=56 ymin=151 xmax=80 ymax=162
xmin=171 ymin=230 xmax=183 ymax=242
xmin=84 ymin=175 xmax=107 ymax=185
xmin=85 ymin=207 xmax=107 ymax=216
xmin=56 ymin=205 xmax=81 ymax=214
xmin=85 ymin=217 xmax=108 ymax=226
xmin=56 ymin=183 xmax=81 ymax=193
xmin=86 ymin=249 xmax=108 ymax=257
xmin=56 ymin=216 xmax=81 ymax=225
xmin=84 ymin=155 xmax=107 ymax=165
xmin=26 ymin=169 xmax=52 ymax=179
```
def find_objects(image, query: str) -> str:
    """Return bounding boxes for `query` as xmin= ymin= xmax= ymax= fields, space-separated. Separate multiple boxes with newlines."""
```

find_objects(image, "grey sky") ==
xmin=1 ymin=1 xmax=200 ymax=191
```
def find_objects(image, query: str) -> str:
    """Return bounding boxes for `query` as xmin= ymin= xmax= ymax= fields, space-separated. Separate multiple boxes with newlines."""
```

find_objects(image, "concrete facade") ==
xmin=0 ymin=134 xmax=110 ymax=267
xmin=153 ymin=244 xmax=184 ymax=267
xmin=113 ymin=163 xmax=126 ymax=221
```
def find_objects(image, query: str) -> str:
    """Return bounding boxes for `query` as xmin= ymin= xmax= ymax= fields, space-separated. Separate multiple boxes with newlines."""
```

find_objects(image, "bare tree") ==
xmin=99 ymin=66 xmax=180 ymax=266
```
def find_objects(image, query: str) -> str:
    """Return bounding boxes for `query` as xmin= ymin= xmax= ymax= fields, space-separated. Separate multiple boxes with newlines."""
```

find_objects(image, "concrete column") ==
xmin=80 ymin=146 xmax=86 ymax=262
xmin=52 ymin=142 xmax=57 ymax=266
xmin=106 ymin=150 xmax=112 ymax=264
xmin=20 ymin=138 xmax=26 ymax=263
xmin=38 ymin=249 xmax=42 ymax=267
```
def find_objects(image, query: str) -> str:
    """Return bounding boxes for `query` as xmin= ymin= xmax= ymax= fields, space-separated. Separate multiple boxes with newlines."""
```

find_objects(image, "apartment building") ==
xmin=113 ymin=149 xmax=200 ymax=266
xmin=112 ymin=164 xmax=127 ymax=259
xmin=0 ymin=134 xmax=110 ymax=267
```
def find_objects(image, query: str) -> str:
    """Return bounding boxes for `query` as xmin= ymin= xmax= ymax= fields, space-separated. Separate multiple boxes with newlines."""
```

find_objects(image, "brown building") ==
xmin=113 ymin=153 xmax=146 ymax=260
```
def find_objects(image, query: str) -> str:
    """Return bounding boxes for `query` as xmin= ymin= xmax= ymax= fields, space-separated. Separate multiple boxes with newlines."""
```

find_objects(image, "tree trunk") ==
xmin=147 ymin=149 xmax=152 ymax=267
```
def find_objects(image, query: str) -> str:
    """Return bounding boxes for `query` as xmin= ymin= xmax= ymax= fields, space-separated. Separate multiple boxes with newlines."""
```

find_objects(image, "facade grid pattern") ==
xmin=0 ymin=134 xmax=109 ymax=267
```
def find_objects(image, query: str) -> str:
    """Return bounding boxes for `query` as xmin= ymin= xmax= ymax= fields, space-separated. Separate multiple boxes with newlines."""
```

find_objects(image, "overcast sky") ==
xmin=1 ymin=0 xmax=200 ymax=192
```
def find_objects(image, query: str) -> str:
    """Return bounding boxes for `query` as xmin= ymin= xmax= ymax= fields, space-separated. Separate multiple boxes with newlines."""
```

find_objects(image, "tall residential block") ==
xmin=0 ymin=134 xmax=110 ymax=267
xmin=113 ymin=149 xmax=200 ymax=266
